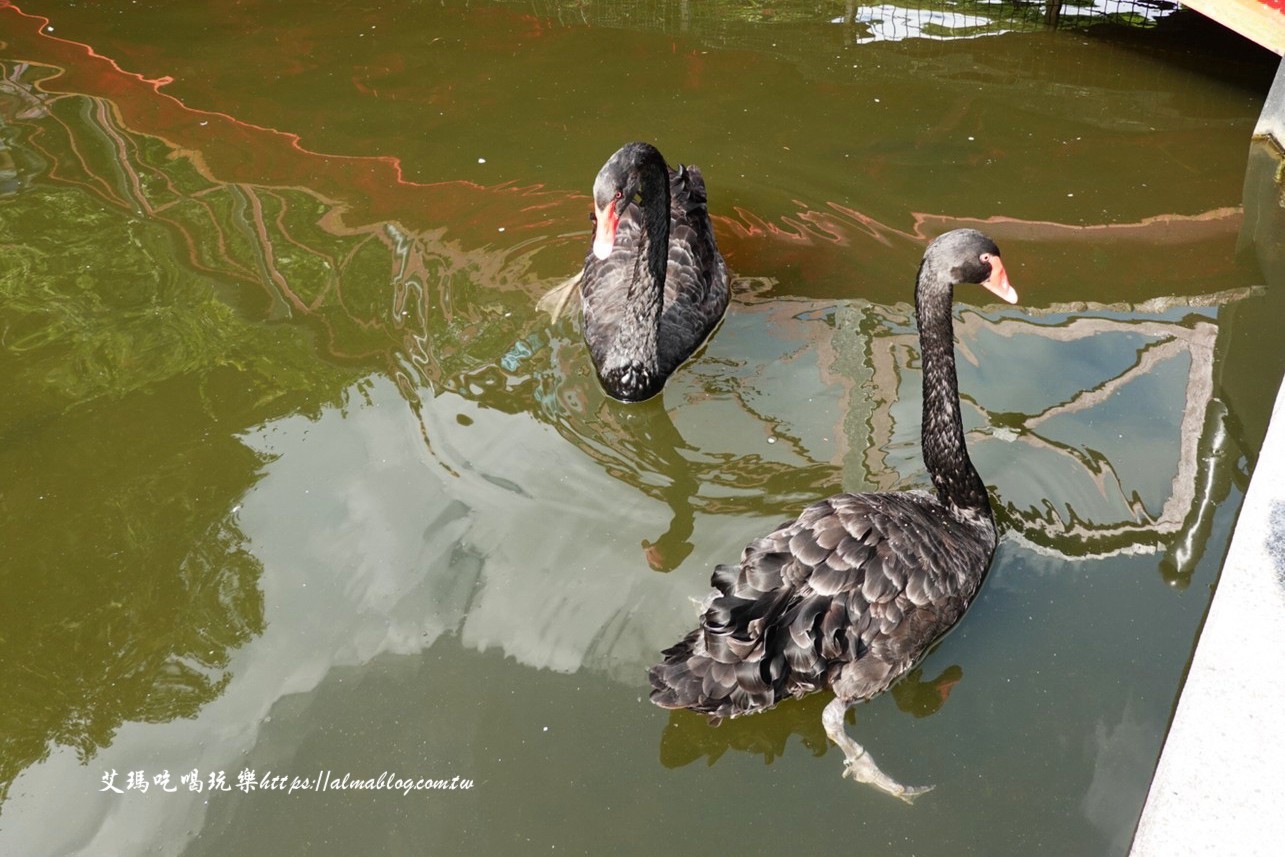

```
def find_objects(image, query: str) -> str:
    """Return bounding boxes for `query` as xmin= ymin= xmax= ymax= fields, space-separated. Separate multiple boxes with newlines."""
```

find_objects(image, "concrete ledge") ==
xmin=1255 ymin=57 xmax=1285 ymax=143
xmin=1130 ymin=375 xmax=1285 ymax=855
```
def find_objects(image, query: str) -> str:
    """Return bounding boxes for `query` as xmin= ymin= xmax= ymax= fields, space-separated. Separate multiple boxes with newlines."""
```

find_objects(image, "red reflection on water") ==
xmin=2 ymin=0 xmax=1244 ymax=302
xmin=1 ymin=2 xmax=584 ymax=238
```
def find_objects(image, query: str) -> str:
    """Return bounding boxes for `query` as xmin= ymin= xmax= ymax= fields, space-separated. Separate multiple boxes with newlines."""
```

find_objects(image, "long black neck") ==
xmin=618 ymin=144 xmax=670 ymax=379
xmin=627 ymin=147 xmax=668 ymax=359
xmin=915 ymin=259 xmax=992 ymax=518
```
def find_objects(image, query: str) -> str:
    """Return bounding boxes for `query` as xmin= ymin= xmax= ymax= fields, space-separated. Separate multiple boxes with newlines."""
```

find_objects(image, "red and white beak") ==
xmin=592 ymin=203 xmax=620 ymax=260
xmin=981 ymin=255 xmax=1018 ymax=304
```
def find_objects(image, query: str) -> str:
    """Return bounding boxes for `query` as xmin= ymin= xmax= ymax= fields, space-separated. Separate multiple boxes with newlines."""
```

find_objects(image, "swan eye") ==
xmin=613 ymin=190 xmax=623 ymax=201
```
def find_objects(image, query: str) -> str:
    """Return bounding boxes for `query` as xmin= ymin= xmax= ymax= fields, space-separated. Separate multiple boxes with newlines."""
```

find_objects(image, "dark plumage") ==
xmin=649 ymin=228 xmax=1018 ymax=801
xmin=581 ymin=142 xmax=729 ymax=402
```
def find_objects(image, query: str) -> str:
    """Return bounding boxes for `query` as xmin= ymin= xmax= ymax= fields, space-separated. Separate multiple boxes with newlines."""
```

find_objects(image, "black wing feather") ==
xmin=649 ymin=491 xmax=996 ymax=720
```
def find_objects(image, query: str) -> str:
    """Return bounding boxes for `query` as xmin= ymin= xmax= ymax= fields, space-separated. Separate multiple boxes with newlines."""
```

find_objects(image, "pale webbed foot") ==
xmin=823 ymin=696 xmax=934 ymax=804
xmin=842 ymin=752 xmax=935 ymax=804
xmin=535 ymin=271 xmax=583 ymax=321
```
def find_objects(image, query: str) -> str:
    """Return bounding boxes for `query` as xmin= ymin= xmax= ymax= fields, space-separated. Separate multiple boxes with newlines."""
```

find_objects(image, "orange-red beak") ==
xmin=592 ymin=203 xmax=620 ymax=260
xmin=981 ymin=256 xmax=1018 ymax=304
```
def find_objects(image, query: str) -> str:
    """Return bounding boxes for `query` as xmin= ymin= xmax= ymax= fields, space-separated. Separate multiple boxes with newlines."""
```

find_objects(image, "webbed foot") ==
xmin=823 ymin=696 xmax=934 ymax=804
xmin=842 ymin=754 xmax=935 ymax=804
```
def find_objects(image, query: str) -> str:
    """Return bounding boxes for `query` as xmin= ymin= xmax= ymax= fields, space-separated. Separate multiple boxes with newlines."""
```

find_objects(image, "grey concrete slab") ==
xmin=1130 ymin=376 xmax=1285 ymax=856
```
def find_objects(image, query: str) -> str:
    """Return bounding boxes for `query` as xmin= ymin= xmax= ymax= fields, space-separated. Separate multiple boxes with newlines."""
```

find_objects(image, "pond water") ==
xmin=1 ymin=2 xmax=1282 ymax=855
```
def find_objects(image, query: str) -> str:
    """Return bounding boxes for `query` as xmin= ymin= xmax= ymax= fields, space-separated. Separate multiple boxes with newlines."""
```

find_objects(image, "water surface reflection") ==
xmin=0 ymin=3 xmax=1276 ymax=855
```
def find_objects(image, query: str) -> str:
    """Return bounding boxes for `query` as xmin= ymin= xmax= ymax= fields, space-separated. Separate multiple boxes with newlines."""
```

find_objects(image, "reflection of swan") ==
xmin=581 ymin=142 xmax=729 ymax=402
xmin=649 ymin=229 xmax=1017 ymax=802
xmin=622 ymin=399 xmax=700 ymax=572
xmin=658 ymin=663 xmax=963 ymax=768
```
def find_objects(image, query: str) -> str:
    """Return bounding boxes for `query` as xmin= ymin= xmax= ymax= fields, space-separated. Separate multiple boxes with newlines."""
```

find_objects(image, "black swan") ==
xmin=581 ymin=142 xmax=729 ymax=402
xmin=649 ymin=228 xmax=1018 ymax=801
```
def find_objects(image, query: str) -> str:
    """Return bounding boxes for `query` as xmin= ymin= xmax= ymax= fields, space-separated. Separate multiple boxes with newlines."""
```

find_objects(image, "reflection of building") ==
xmin=672 ymin=283 xmax=1256 ymax=569
xmin=831 ymin=293 xmax=1256 ymax=563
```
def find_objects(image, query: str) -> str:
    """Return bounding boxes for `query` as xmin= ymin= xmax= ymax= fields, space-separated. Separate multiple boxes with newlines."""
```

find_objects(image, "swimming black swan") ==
xmin=649 ymin=228 xmax=1018 ymax=801
xmin=581 ymin=142 xmax=729 ymax=402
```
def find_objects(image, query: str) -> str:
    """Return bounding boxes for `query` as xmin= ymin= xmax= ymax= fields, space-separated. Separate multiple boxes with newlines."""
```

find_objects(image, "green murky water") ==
xmin=1 ymin=2 xmax=1282 ymax=855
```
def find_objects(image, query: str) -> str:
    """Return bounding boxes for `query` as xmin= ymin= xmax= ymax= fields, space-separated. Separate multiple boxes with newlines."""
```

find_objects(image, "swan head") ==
xmin=590 ymin=192 xmax=623 ymax=261
xmin=926 ymin=229 xmax=1018 ymax=304
xmin=979 ymin=252 xmax=1016 ymax=304
xmin=590 ymin=161 xmax=635 ymax=260
xmin=589 ymin=142 xmax=665 ymax=261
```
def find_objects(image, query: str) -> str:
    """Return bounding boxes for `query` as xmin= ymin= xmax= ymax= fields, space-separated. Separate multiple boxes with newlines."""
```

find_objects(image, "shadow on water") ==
xmin=0 ymin=1 xmax=1280 ymax=854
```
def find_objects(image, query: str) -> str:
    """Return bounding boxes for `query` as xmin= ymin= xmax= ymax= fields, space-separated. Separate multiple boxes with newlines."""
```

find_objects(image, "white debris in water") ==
xmin=478 ymin=157 xmax=487 ymax=164
xmin=498 ymin=227 xmax=505 ymax=232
